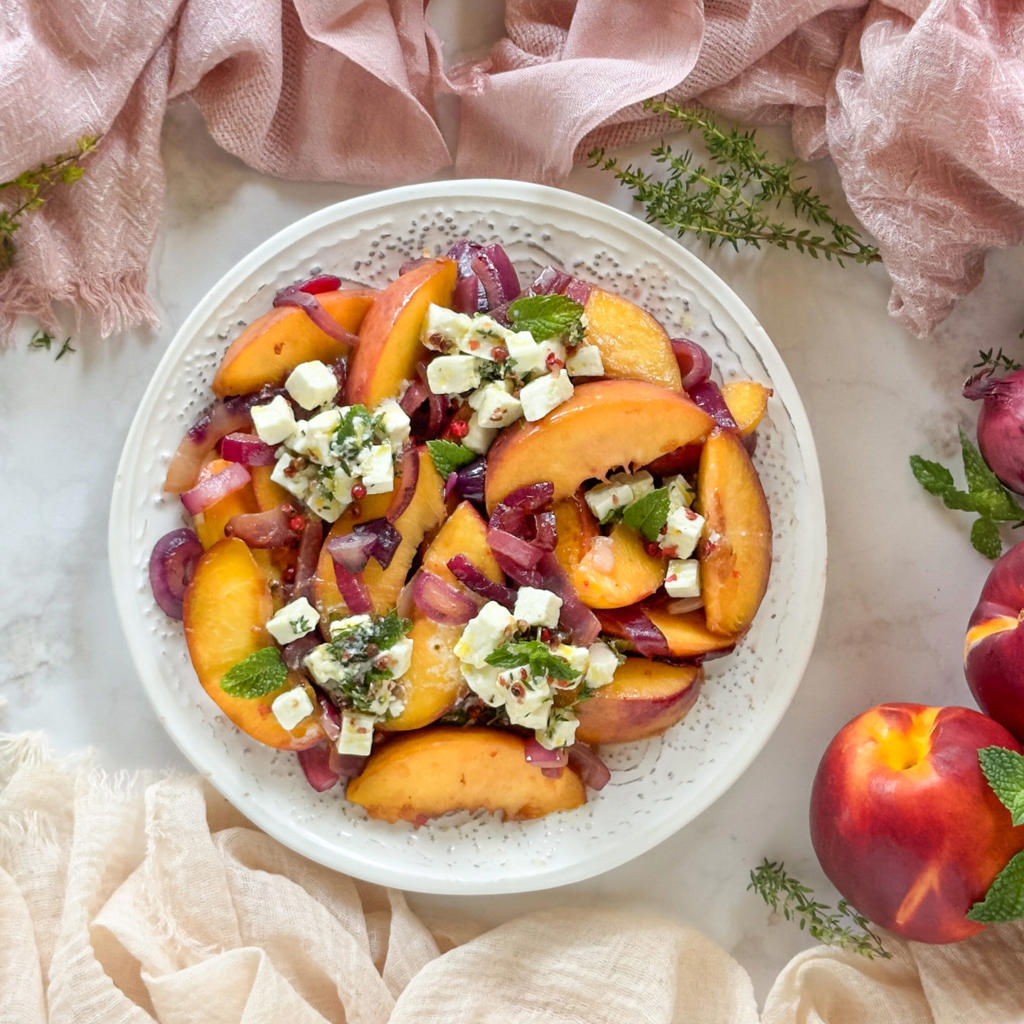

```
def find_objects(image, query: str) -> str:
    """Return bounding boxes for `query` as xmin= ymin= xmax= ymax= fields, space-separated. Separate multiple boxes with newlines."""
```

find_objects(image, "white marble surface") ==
xmin=4 ymin=20 xmax=1024 ymax=1004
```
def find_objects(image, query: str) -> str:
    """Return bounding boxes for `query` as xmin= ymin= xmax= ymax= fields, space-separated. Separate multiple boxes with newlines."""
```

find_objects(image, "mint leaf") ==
xmin=622 ymin=487 xmax=670 ymax=542
xmin=967 ymin=850 xmax=1024 ymax=923
xmin=961 ymin=427 xmax=1006 ymax=498
xmin=507 ymin=294 xmax=584 ymax=342
xmin=971 ymin=517 xmax=1002 ymax=559
xmin=979 ymin=746 xmax=1024 ymax=826
xmin=426 ymin=439 xmax=476 ymax=478
xmin=486 ymin=640 xmax=581 ymax=682
xmin=909 ymin=455 xmax=955 ymax=496
xmin=220 ymin=647 xmax=287 ymax=699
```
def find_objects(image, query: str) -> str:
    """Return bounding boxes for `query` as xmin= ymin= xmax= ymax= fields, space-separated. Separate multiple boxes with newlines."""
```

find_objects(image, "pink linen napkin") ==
xmin=1 ymin=0 xmax=1022 ymax=344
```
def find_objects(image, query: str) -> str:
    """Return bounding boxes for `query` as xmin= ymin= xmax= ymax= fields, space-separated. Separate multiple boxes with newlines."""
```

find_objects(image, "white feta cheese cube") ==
xmin=379 ymin=636 xmax=414 ymax=680
xmin=565 ymin=344 xmax=605 ymax=378
xmin=303 ymin=645 xmax=345 ymax=686
xmin=554 ymin=643 xmax=589 ymax=677
xmin=609 ymin=470 xmax=655 ymax=503
xmin=328 ymin=614 xmax=371 ymax=638
xmin=463 ymin=411 xmax=498 ymax=454
xmin=519 ymin=369 xmax=573 ymax=421
xmin=285 ymin=360 xmax=339 ymax=410
xmin=468 ymin=379 xmax=510 ymax=410
xmin=305 ymin=481 xmax=347 ymax=523
xmin=513 ymin=587 xmax=562 ymax=628
xmin=359 ymin=443 xmax=395 ymax=494
xmin=377 ymin=399 xmax=410 ymax=447
xmin=322 ymin=466 xmax=354 ymax=506
xmin=584 ymin=478 xmax=634 ymax=522
xmin=250 ymin=394 xmax=297 ymax=446
xmin=536 ymin=710 xmax=580 ymax=750
xmin=426 ymin=354 xmax=482 ymax=396
xmin=270 ymin=686 xmax=315 ymax=731
xmin=661 ymin=505 xmax=705 ymax=558
xmin=506 ymin=331 xmax=547 ymax=377
xmin=462 ymin=315 xmax=509 ymax=359
xmin=666 ymin=474 xmax=696 ymax=510
xmin=266 ymin=596 xmax=319 ymax=645
xmin=501 ymin=674 xmax=552 ymax=730
xmin=664 ymin=558 xmax=701 ymax=598
xmin=291 ymin=408 xmax=341 ymax=464
xmin=585 ymin=642 xmax=620 ymax=688
xmin=461 ymin=664 xmax=505 ymax=707
xmin=422 ymin=303 xmax=472 ymax=352
xmin=270 ymin=451 xmax=315 ymax=503
xmin=475 ymin=383 xmax=523 ymax=428
xmin=454 ymin=601 xmax=517 ymax=667
xmin=537 ymin=338 xmax=567 ymax=371
xmin=337 ymin=711 xmax=376 ymax=756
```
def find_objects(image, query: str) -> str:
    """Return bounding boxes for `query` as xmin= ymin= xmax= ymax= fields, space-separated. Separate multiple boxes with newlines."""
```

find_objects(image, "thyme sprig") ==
xmin=0 ymin=135 xmax=98 ymax=271
xmin=748 ymin=859 xmax=891 ymax=960
xmin=28 ymin=331 xmax=75 ymax=360
xmin=974 ymin=347 xmax=1022 ymax=375
xmin=590 ymin=100 xmax=880 ymax=267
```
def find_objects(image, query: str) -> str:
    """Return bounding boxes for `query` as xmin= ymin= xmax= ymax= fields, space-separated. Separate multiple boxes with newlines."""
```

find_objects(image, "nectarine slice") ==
xmin=598 ymin=604 xmax=736 ymax=658
xmin=249 ymin=464 xmax=292 ymax=512
xmin=183 ymin=538 xmax=322 ymax=750
xmin=576 ymin=658 xmax=703 ymax=744
xmin=346 ymin=258 xmax=457 ymax=406
xmin=346 ymin=727 xmax=586 ymax=823
xmin=583 ymin=287 xmax=682 ymax=390
xmin=721 ymin=380 xmax=772 ymax=438
xmin=485 ymin=380 xmax=713 ymax=510
xmin=696 ymin=428 xmax=772 ymax=636
xmin=384 ymin=502 xmax=502 ymax=732
xmin=212 ymin=289 xmax=376 ymax=397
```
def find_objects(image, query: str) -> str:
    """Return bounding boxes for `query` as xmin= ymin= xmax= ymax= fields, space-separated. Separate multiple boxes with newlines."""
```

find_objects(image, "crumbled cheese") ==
xmin=250 ymin=394 xmax=297 ymax=445
xmin=270 ymin=687 xmax=315 ymax=731
xmin=513 ymin=587 xmax=562 ymax=628
xmin=585 ymin=642 xmax=620 ymax=688
xmin=422 ymin=304 xmax=472 ymax=352
xmin=426 ymin=354 xmax=482 ymax=396
xmin=535 ymin=708 xmax=580 ymax=750
xmin=664 ymin=558 xmax=701 ymax=598
xmin=608 ymin=470 xmax=655 ymax=503
xmin=291 ymin=408 xmax=342 ymax=464
xmin=285 ymin=360 xmax=339 ymax=410
xmin=666 ymin=474 xmax=696 ymax=510
xmin=462 ymin=411 xmax=499 ymax=454
xmin=270 ymin=451 xmax=315 ymax=503
xmin=661 ymin=505 xmax=705 ymax=558
xmin=474 ymin=383 xmax=523 ymax=428
xmin=565 ymin=344 xmax=605 ymax=378
xmin=506 ymin=330 xmax=547 ymax=376
xmin=454 ymin=601 xmax=517 ymax=667
xmin=519 ymin=369 xmax=573 ymax=421
xmin=337 ymin=710 xmax=376 ymax=756
xmin=584 ymin=478 xmax=634 ymax=522
xmin=359 ymin=443 xmax=395 ymax=494
xmin=378 ymin=636 xmax=414 ymax=680
xmin=266 ymin=596 xmax=319 ymax=645
xmin=377 ymin=399 xmax=411 ymax=447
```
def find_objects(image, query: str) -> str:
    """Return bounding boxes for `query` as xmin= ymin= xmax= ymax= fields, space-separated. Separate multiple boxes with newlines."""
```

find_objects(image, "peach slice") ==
xmin=384 ymin=502 xmax=502 ymax=732
xmin=721 ymin=380 xmax=772 ymax=438
xmin=575 ymin=659 xmax=703 ymax=744
xmin=598 ymin=604 xmax=736 ymax=659
xmin=212 ymin=289 xmax=376 ymax=397
xmin=485 ymin=380 xmax=713 ymax=510
xmin=313 ymin=446 xmax=446 ymax=622
xmin=583 ymin=287 xmax=682 ymax=390
xmin=249 ymin=464 xmax=292 ymax=512
xmin=696 ymin=428 xmax=772 ymax=636
xmin=346 ymin=727 xmax=586 ymax=823
xmin=552 ymin=496 xmax=664 ymax=609
xmin=183 ymin=538 xmax=322 ymax=750
xmin=346 ymin=259 xmax=457 ymax=406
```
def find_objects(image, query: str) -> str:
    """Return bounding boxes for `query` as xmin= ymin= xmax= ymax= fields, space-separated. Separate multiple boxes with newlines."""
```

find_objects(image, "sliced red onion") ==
xmin=524 ymin=738 xmax=567 ymax=768
xmin=471 ymin=251 xmax=507 ymax=310
xmin=494 ymin=482 xmax=555 ymax=515
xmin=289 ymin=516 xmax=322 ymax=603
xmin=396 ymin=578 xmax=416 ymax=619
xmin=487 ymin=527 xmax=544 ymax=569
xmin=447 ymin=240 xmax=487 ymax=313
xmin=398 ymin=257 xmax=432 ymax=276
xmin=273 ymin=277 xmax=359 ymax=346
xmin=283 ymin=634 xmax=320 ymax=671
xmin=386 ymin=445 xmax=420 ymax=523
xmin=535 ymin=552 xmax=601 ymax=645
xmin=149 ymin=528 xmax=202 ymax=620
xmin=165 ymin=398 xmax=253 ymax=494
xmin=490 ymin=503 xmax=527 ymax=536
xmin=412 ymin=570 xmax=479 ymax=625
xmin=399 ymin=379 xmax=430 ymax=417
xmin=671 ymin=338 xmax=713 ymax=392
xmin=645 ymin=444 xmax=702 ymax=477
xmin=225 ymin=506 xmax=299 ymax=548
xmin=531 ymin=510 xmax=557 ymax=551
xmin=568 ymin=741 xmax=611 ymax=791
xmin=298 ymin=743 xmax=340 ymax=792
xmin=326 ymin=531 xmax=377 ymax=573
xmin=597 ymin=606 xmax=670 ymax=657
xmin=447 ymin=555 xmax=517 ymax=609
xmin=353 ymin=518 xmax=402 ymax=569
xmin=455 ymin=458 xmax=486 ymax=504
xmin=220 ymin=432 xmax=278 ymax=466
xmin=563 ymin=278 xmax=592 ymax=305
xmin=330 ymin=747 xmax=369 ymax=779
xmin=444 ymin=470 xmax=459 ymax=499
xmin=181 ymin=461 xmax=251 ymax=515
xmin=318 ymin=695 xmax=341 ymax=739
xmin=334 ymin=563 xmax=373 ymax=614
xmin=541 ymin=767 xmax=564 ymax=779
xmin=688 ymin=380 xmax=738 ymax=430
xmin=527 ymin=265 xmax=573 ymax=296
xmin=482 ymin=244 xmax=520 ymax=300
xmin=427 ymin=393 xmax=455 ymax=437
xmin=329 ymin=356 xmax=348 ymax=396
xmin=493 ymin=555 xmax=545 ymax=590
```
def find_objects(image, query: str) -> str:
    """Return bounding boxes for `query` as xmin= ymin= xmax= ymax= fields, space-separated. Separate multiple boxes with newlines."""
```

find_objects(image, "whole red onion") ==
xmin=964 ymin=369 xmax=1024 ymax=493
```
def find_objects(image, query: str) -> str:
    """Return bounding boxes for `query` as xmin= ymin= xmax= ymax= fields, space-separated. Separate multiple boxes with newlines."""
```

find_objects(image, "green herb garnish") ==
xmin=486 ymin=639 xmax=581 ymax=682
xmin=974 ymin=348 xmax=1022 ymax=375
xmin=910 ymin=427 xmax=1023 ymax=558
xmin=591 ymin=100 xmax=880 ymax=267
xmin=748 ymin=859 xmax=891 ymax=960
xmin=622 ymin=487 xmax=670 ymax=542
xmin=968 ymin=854 xmax=1024 ymax=923
xmin=220 ymin=647 xmax=287 ymax=699
xmin=426 ymin=439 xmax=477 ymax=478
xmin=27 ymin=330 xmax=75 ymax=360
xmin=507 ymin=294 xmax=585 ymax=343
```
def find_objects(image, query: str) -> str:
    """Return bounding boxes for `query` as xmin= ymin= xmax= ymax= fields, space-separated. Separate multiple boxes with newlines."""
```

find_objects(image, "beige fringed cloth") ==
xmin=2 ymin=732 xmax=1023 ymax=1023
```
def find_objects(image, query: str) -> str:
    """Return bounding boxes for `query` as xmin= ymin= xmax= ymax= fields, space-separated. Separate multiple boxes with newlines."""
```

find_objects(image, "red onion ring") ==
xmin=181 ymin=461 xmax=251 ymax=515
xmin=412 ymin=570 xmax=479 ymax=625
xmin=353 ymin=518 xmax=402 ymax=569
xmin=563 ymin=278 xmax=592 ymax=305
xmin=326 ymin=531 xmax=377 ymax=573
xmin=399 ymin=380 xmax=430 ymax=417
xmin=282 ymin=634 xmax=321 ymax=671
xmin=596 ymin=606 xmax=670 ymax=658
xmin=487 ymin=527 xmax=544 ymax=569
xmin=444 ymin=471 xmax=459 ymax=499
xmin=149 ymin=528 xmax=202 ymax=620
xmin=273 ymin=279 xmax=359 ymax=346
xmin=225 ymin=506 xmax=300 ymax=548
xmin=334 ymin=563 xmax=373 ymax=614
xmin=527 ymin=266 xmax=573 ymax=296
xmin=386 ymin=445 xmax=420 ymax=523
xmin=493 ymin=482 xmax=555 ymax=515
xmin=568 ymin=742 xmax=611 ymax=791
xmin=297 ymin=743 xmax=341 ymax=792
xmin=531 ymin=510 xmax=558 ymax=551
xmin=535 ymin=552 xmax=601 ymax=645
xmin=688 ymin=380 xmax=738 ymax=430
xmin=672 ymin=339 xmax=714 ymax=392
xmin=524 ymin=738 xmax=568 ymax=768
xmin=447 ymin=240 xmax=486 ymax=313
xmin=165 ymin=399 xmax=253 ymax=494
xmin=455 ymin=458 xmax=486 ymax=504
xmin=446 ymin=555 xmax=517 ymax=609
xmin=220 ymin=432 xmax=278 ymax=467
xmin=289 ymin=516 xmax=322 ymax=603
xmin=482 ymin=243 xmax=520 ymax=300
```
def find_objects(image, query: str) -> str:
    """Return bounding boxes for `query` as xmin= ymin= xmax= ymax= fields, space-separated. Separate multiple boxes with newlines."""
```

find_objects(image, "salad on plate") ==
xmin=150 ymin=240 xmax=774 ymax=826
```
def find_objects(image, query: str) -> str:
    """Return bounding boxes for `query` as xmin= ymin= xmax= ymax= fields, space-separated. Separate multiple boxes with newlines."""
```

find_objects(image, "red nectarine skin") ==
xmin=810 ymin=703 xmax=1024 ymax=943
xmin=964 ymin=540 xmax=1024 ymax=742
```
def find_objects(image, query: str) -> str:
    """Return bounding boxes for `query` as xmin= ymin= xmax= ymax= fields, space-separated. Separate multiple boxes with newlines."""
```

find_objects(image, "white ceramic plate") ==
xmin=110 ymin=180 xmax=826 ymax=895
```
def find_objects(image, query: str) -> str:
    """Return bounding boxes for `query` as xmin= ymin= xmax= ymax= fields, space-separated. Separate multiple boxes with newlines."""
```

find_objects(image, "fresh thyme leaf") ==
xmin=27 ymin=330 xmax=53 ymax=351
xmin=967 ymin=851 xmax=1024 ymax=923
xmin=55 ymin=337 xmax=75 ymax=360
xmin=748 ymin=859 xmax=891 ymax=960
xmin=486 ymin=639 xmax=581 ymax=682
xmin=622 ymin=487 xmax=670 ymax=542
xmin=978 ymin=746 xmax=1024 ymax=827
xmin=426 ymin=439 xmax=476 ymax=478
xmin=590 ymin=100 xmax=880 ymax=268
xmin=507 ymin=294 xmax=585 ymax=342
xmin=220 ymin=647 xmax=287 ymax=699
xmin=974 ymin=348 xmax=1022 ymax=375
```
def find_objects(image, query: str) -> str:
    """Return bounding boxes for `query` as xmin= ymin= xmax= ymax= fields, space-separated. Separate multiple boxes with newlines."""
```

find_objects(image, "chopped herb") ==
xmin=507 ymin=294 xmax=585 ymax=342
xmin=622 ymin=487 xmax=670 ymax=542
xmin=320 ymin=611 xmax=412 ymax=716
xmin=329 ymin=609 xmax=410 ymax=658
xmin=55 ymin=337 xmax=75 ymax=360
xmin=477 ymin=359 xmax=510 ymax=383
xmin=28 ymin=331 xmax=52 ymax=351
xmin=974 ymin=348 xmax=1022 ymax=375
xmin=289 ymin=615 xmax=312 ymax=634
xmin=426 ymin=438 xmax=477 ymax=478
xmin=486 ymin=639 xmax=581 ymax=682
xmin=220 ymin=646 xmax=287 ymax=699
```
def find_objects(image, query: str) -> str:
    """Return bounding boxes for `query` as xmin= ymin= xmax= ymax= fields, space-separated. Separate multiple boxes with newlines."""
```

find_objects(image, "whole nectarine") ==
xmin=810 ymin=703 xmax=1024 ymax=943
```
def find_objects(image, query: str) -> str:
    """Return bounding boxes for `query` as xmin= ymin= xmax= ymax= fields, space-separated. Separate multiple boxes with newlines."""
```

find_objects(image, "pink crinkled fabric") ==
xmin=1 ymin=0 xmax=1022 ymax=342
